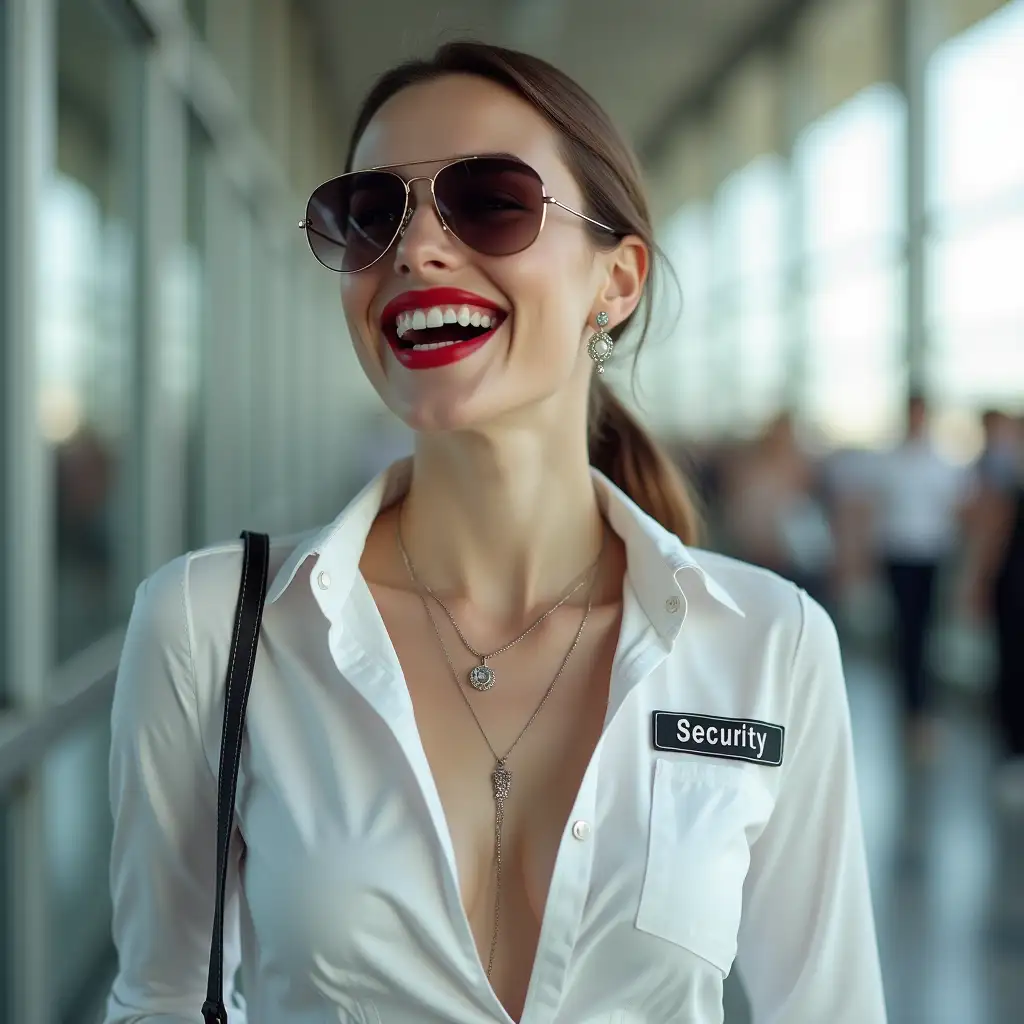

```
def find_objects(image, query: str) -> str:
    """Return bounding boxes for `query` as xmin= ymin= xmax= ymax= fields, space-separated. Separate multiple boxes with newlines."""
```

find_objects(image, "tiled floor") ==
xmin=726 ymin=652 xmax=1024 ymax=1024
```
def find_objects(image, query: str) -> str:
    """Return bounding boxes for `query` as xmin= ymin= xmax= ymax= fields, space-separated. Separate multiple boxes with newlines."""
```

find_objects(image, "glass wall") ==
xmin=651 ymin=0 xmax=1024 ymax=449
xmin=795 ymin=83 xmax=907 ymax=445
xmin=658 ymin=203 xmax=715 ymax=436
xmin=1 ymin=0 xmax=362 ymax=1017
xmin=0 ymin=792 xmax=12 ymax=1007
xmin=924 ymin=0 xmax=1024 ymax=409
xmin=716 ymin=155 xmax=789 ymax=434
xmin=43 ymin=714 xmax=114 ymax=1020
xmin=0 ymin=0 xmax=11 ymax=709
xmin=183 ymin=113 xmax=210 ymax=551
xmin=43 ymin=0 xmax=144 ymax=664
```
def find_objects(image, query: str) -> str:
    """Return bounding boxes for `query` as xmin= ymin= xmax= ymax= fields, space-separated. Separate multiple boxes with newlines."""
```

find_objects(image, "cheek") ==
xmin=504 ymin=245 xmax=594 ymax=351
xmin=339 ymin=277 xmax=382 ymax=351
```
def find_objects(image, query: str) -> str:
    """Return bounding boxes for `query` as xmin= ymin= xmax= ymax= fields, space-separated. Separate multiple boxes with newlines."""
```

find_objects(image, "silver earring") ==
xmin=587 ymin=312 xmax=613 ymax=374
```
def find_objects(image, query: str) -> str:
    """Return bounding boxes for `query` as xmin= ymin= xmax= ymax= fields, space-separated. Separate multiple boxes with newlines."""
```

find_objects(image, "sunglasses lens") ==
xmin=434 ymin=157 xmax=545 ymax=257
xmin=304 ymin=171 xmax=407 ymax=272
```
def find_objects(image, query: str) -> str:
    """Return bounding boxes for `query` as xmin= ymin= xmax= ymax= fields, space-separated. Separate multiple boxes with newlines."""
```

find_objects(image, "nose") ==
xmin=392 ymin=177 xmax=461 ymax=276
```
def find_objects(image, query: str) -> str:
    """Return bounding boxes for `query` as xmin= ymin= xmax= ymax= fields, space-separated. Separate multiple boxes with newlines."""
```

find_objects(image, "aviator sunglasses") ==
xmin=299 ymin=154 xmax=620 ymax=273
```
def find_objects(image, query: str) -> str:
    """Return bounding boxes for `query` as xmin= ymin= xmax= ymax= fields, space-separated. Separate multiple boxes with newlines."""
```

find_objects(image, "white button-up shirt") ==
xmin=104 ymin=461 xmax=887 ymax=1024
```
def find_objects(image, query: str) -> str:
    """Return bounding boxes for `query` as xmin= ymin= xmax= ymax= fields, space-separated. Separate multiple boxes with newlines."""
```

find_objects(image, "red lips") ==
xmin=380 ymin=288 xmax=506 ymax=370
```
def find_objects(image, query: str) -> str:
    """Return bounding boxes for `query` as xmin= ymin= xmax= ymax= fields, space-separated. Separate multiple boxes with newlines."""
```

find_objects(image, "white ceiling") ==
xmin=302 ymin=0 xmax=802 ymax=166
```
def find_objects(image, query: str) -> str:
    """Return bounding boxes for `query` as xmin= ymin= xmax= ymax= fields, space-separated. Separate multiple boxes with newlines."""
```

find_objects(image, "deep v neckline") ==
xmin=351 ymin=570 xmax=637 ymax=1022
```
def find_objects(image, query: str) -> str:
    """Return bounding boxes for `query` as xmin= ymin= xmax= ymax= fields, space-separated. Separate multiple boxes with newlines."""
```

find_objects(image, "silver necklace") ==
xmin=401 ymin=528 xmax=602 ymax=978
xmin=396 ymin=515 xmax=602 ymax=692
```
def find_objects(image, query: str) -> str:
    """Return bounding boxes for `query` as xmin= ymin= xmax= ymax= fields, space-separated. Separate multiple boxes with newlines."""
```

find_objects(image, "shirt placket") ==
xmin=327 ymin=618 xmax=496 ymax=994
xmin=517 ymin=760 xmax=601 ymax=1024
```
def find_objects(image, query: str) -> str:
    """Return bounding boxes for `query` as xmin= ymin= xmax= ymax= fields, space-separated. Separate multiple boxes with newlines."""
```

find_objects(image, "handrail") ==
xmin=0 ymin=628 xmax=125 ymax=790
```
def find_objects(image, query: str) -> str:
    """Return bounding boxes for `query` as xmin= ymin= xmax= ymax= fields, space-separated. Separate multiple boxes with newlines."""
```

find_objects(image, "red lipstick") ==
xmin=380 ymin=288 xmax=506 ymax=370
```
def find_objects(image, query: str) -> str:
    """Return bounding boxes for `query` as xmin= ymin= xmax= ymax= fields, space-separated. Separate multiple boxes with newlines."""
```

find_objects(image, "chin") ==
xmin=390 ymin=394 xmax=497 ymax=434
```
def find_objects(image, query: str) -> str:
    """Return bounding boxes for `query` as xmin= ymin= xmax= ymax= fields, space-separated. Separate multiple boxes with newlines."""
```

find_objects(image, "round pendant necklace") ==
xmin=396 ymin=512 xmax=604 ymax=691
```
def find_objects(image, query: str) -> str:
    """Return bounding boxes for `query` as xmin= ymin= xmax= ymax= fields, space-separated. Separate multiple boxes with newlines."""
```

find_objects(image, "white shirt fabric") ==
xmin=871 ymin=438 xmax=967 ymax=560
xmin=104 ymin=460 xmax=886 ymax=1024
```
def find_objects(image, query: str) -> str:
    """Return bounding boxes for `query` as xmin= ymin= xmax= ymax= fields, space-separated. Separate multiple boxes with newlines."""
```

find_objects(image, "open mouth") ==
xmin=385 ymin=303 xmax=506 ymax=351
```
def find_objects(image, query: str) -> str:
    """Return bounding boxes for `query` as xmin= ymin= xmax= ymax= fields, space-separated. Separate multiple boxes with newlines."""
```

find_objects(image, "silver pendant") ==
xmin=468 ymin=663 xmax=495 ymax=691
xmin=492 ymin=762 xmax=512 ymax=806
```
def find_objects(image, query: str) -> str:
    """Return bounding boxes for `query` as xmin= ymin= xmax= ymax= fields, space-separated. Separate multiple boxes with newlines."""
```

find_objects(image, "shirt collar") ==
xmin=267 ymin=457 xmax=744 ymax=637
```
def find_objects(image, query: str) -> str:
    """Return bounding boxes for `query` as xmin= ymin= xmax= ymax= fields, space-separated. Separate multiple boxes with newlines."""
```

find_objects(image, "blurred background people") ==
xmin=719 ymin=413 xmax=834 ymax=601
xmin=979 ymin=415 xmax=1024 ymax=807
xmin=869 ymin=395 xmax=969 ymax=751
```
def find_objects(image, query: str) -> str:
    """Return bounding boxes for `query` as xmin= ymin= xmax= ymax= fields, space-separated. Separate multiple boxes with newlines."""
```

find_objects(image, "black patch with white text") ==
xmin=652 ymin=712 xmax=785 ymax=766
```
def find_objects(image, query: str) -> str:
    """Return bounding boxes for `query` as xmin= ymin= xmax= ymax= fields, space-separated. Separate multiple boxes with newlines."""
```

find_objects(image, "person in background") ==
xmin=822 ymin=447 xmax=883 ymax=643
xmin=871 ymin=394 xmax=968 ymax=755
xmin=967 ymin=414 xmax=1024 ymax=808
xmin=961 ymin=408 xmax=1019 ymax=621
xmin=721 ymin=412 xmax=833 ymax=603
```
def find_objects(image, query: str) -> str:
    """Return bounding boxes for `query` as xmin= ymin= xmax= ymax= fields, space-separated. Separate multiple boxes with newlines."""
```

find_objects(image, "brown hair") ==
xmin=345 ymin=41 xmax=701 ymax=545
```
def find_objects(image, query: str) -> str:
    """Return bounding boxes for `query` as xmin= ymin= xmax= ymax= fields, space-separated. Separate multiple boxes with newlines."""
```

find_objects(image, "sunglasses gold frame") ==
xmin=298 ymin=154 xmax=619 ymax=273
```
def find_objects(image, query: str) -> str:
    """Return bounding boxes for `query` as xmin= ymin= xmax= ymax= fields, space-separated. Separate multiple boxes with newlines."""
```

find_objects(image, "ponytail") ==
xmin=588 ymin=378 xmax=702 ymax=546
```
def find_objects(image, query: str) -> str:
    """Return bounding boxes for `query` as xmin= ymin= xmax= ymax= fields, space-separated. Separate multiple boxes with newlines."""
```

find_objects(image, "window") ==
xmin=926 ymin=0 xmax=1024 ymax=217
xmin=925 ymin=0 xmax=1024 ymax=409
xmin=42 ymin=0 xmax=144 ymax=663
xmin=0 ymin=791 xmax=11 ymax=1010
xmin=793 ymin=84 xmax=907 ymax=443
xmin=656 ymin=203 xmax=715 ymax=435
xmin=798 ymin=84 xmax=905 ymax=257
xmin=43 ymin=713 xmax=115 ymax=1020
xmin=184 ymin=114 xmax=210 ymax=549
xmin=715 ymin=155 xmax=788 ymax=432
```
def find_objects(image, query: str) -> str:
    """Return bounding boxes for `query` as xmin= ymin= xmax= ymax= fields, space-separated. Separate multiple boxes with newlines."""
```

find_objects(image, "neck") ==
xmin=396 ymin=426 xmax=606 ymax=624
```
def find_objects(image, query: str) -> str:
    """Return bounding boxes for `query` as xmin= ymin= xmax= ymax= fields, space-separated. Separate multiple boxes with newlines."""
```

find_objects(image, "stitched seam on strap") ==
xmin=217 ymin=544 xmax=249 ymax=823
xmin=224 ymin=538 xmax=263 ymax=848
xmin=211 ymin=541 xmax=251 ymax=994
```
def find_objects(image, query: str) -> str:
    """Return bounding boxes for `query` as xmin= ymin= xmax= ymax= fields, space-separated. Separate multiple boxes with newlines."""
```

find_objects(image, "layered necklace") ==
xmin=396 ymin=512 xmax=605 ymax=976
xmin=396 ymin=520 xmax=602 ymax=692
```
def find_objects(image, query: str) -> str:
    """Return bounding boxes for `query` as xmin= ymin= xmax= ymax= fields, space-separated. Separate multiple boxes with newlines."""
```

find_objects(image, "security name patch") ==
xmin=652 ymin=712 xmax=784 ymax=766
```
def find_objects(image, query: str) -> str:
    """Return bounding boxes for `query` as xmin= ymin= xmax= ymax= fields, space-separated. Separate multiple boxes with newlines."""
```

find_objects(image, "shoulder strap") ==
xmin=202 ymin=530 xmax=270 ymax=1024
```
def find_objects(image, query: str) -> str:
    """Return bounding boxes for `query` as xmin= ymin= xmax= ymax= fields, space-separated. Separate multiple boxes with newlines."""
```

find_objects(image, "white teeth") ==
xmin=409 ymin=339 xmax=459 ymax=350
xmin=392 ymin=304 xmax=503 ymax=340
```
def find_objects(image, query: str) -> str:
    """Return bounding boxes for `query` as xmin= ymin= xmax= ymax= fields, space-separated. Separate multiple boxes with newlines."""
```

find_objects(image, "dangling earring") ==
xmin=587 ymin=311 xmax=613 ymax=374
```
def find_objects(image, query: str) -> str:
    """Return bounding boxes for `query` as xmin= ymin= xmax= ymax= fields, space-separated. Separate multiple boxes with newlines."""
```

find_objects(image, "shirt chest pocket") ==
xmin=635 ymin=757 xmax=774 ymax=975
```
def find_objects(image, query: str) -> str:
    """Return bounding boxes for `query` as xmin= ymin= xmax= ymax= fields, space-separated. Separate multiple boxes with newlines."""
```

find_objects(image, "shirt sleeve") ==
xmin=735 ymin=588 xmax=887 ymax=1023
xmin=103 ymin=555 xmax=247 ymax=1023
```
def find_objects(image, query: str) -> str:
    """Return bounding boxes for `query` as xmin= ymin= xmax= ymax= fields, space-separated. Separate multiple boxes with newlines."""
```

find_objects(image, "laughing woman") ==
xmin=104 ymin=42 xmax=887 ymax=1024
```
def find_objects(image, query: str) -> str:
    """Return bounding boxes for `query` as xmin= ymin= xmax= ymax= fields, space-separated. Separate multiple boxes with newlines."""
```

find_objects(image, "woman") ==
xmin=105 ymin=42 xmax=886 ymax=1024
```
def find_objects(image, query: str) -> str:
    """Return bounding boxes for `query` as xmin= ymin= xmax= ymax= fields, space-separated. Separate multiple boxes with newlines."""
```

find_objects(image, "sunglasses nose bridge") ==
xmin=396 ymin=175 xmax=451 ymax=240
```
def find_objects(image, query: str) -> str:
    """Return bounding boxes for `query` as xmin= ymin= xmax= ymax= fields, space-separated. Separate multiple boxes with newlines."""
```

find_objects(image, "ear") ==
xmin=594 ymin=235 xmax=649 ymax=328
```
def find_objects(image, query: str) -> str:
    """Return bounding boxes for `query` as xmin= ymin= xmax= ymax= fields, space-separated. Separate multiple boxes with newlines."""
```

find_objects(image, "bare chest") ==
xmin=370 ymin=584 xmax=621 ymax=1019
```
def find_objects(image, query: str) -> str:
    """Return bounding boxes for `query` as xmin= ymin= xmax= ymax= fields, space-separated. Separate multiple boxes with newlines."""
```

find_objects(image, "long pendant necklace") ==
xmin=396 ymin=515 xmax=602 ymax=692
xmin=398 ymin=515 xmax=604 ymax=976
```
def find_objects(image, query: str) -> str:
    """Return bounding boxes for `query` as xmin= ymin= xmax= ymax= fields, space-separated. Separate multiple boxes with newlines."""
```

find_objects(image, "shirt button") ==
xmin=317 ymin=571 xmax=331 ymax=590
xmin=665 ymin=595 xmax=681 ymax=613
xmin=571 ymin=820 xmax=591 ymax=841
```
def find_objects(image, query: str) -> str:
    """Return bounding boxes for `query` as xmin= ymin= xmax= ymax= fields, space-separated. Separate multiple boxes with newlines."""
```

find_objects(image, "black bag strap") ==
xmin=202 ymin=530 xmax=270 ymax=1024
